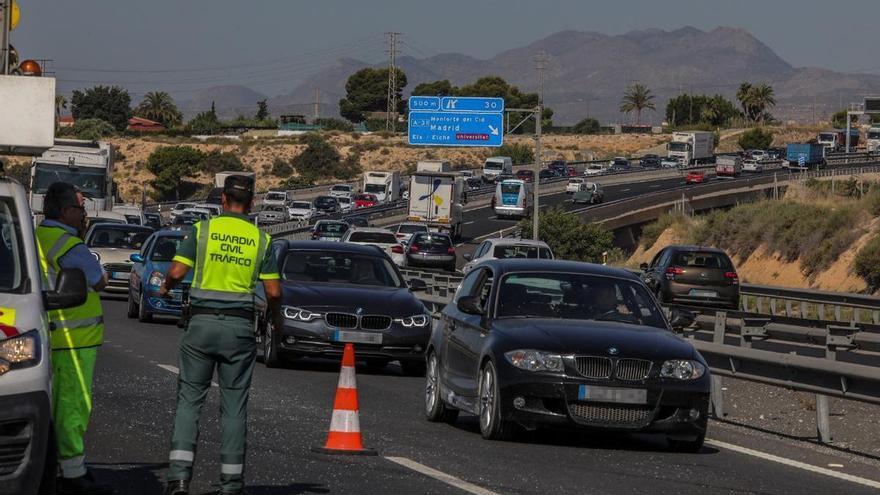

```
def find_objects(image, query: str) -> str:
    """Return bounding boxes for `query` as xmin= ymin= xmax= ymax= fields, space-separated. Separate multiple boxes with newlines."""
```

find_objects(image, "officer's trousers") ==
xmin=52 ymin=347 xmax=97 ymax=479
xmin=167 ymin=313 xmax=256 ymax=493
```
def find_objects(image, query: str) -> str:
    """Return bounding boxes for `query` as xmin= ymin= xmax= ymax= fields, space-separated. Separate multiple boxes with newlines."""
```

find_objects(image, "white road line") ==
xmin=158 ymin=364 xmax=219 ymax=388
xmin=706 ymin=439 xmax=880 ymax=490
xmin=621 ymin=188 xmax=631 ymax=192
xmin=385 ymin=457 xmax=499 ymax=495
xmin=649 ymin=184 xmax=661 ymax=188
xmin=463 ymin=221 xmax=474 ymax=225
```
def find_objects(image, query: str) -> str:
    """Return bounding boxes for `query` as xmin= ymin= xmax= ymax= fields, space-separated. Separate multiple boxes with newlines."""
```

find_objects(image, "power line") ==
xmin=386 ymin=32 xmax=400 ymax=132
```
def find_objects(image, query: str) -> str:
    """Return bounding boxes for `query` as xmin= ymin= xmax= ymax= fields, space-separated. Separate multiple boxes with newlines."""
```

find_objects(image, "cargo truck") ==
xmin=866 ymin=127 xmax=880 ymax=152
xmin=416 ymin=160 xmax=452 ymax=173
xmin=715 ymin=155 xmax=742 ymax=178
xmin=406 ymin=171 xmax=466 ymax=239
xmin=30 ymin=139 xmax=115 ymax=215
xmin=786 ymin=143 xmax=825 ymax=169
xmin=817 ymin=129 xmax=860 ymax=153
xmin=666 ymin=131 xmax=714 ymax=165
xmin=363 ymin=170 xmax=400 ymax=203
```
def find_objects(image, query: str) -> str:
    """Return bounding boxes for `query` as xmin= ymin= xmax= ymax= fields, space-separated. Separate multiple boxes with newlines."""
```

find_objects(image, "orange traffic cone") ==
xmin=312 ymin=343 xmax=377 ymax=455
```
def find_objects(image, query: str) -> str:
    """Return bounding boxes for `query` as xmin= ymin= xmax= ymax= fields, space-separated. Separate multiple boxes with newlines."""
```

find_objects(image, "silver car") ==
xmin=461 ymin=238 xmax=554 ymax=274
xmin=258 ymin=204 xmax=290 ymax=225
xmin=84 ymin=223 xmax=155 ymax=294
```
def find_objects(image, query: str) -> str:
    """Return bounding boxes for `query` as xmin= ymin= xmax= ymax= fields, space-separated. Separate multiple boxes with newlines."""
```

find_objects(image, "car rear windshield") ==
xmin=348 ymin=232 xmax=397 ymax=244
xmin=672 ymin=251 xmax=734 ymax=270
xmin=332 ymin=185 xmax=351 ymax=191
xmin=495 ymin=273 xmax=665 ymax=329
xmin=151 ymin=236 xmax=184 ymax=262
xmin=316 ymin=222 xmax=348 ymax=234
xmin=87 ymin=226 xmax=153 ymax=249
xmin=493 ymin=245 xmax=552 ymax=259
xmin=500 ymin=183 xmax=521 ymax=195
xmin=0 ymin=197 xmax=27 ymax=293
xmin=281 ymin=251 xmax=401 ymax=287
xmin=291 ymin=202 xmax=311 ymax=209
xmin=399 ymin=224 xmax=428 ymax=234
xmin=265 ymin=193 xmax=286 ymax=201
xmin=410 ymin=234 xmax=451 ymax=248
xmin=315 ymin=197 xmax=337 ymax=207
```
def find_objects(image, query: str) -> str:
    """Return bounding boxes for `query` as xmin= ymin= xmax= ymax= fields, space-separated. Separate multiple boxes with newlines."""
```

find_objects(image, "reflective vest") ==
xmin=190 ymin=216 xmax=268 ymax=304
xmin=36 ymin=225 xmax=104 ymax=350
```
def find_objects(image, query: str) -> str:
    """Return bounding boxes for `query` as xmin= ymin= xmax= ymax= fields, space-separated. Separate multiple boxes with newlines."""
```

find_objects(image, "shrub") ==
xmin=572 ymin=118 xmax=601 ymax=135
xmin=737 ymin=127 xmax=773 ymax=150
xmin=202 ymin=150 xmax=248 ymax=174
xmin=270 ymin=158 xmax=293 ymax=178
xmin=498 ymin=143 xmax=534 ymax=165
xmin=291 ymin=133 xmax=341 ymax=182
xmin=854 ymin=235 xmax=880 ymax=291
xmin=314 ymin=118 xmax=354 ymax=132
xmin=640 ymin=212 xmax=687 ymax=248
xmin=518 ymin=206 xmax=614 ymax=263
xmin=58 ymin=118 xmax=115 ymax=141
xmin=146 ymin=146 xmax=206 ymax=200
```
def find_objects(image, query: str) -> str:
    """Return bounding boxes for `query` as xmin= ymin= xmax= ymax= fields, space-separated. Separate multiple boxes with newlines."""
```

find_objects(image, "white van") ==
xmin=482 ymin=156 xmax=513 ymax=183
xmin=493 ymin=179 xmax=533 ymax=219
xmin=0 ymin=177 xmax=90 ymax=494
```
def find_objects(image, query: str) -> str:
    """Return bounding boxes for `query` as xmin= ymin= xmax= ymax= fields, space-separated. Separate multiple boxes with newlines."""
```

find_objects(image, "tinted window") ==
xmin=411 ymin=233 xmax=451 ymax=248
xmin=315 ymin=197 xmax=337 ymax=207
xmin=493 ymin=245 xmax=552 ymax=259
xmin=281 ymin=251 xmax=401 ymax=287
xmin=348 ymin=232 xmax=397 ymax=244
xmin=364 ymin=184 xmax=385 ymax=194
xmin=500 ymin=183 xmax=521 ymax=195
xmin=32 ymin=163 xmax=106 ymax=198
xmin=454 ymin=269 xmax=484 ymax=303
xmin=495 ymin=273 xmax=665 ymax=329
xmin=316 ymin=222 xmax=348 ymax=234
xmin=672 ymin=251 xmax=733 ymax=270
xmin=265 ymin=193 xmax=286 ymax=201
xmin=151 ymin=236 xmax=184 ymax=262
xmin=290 ymin=202 xmax=311 ymax=209
xmin=399 ymin=224 xmax=428 ymax=234
xmin=331 ymin=185 xmax=351 ymax=192
xmin=0 ymin=198 xmax=26 ymax=292
xmin=87 ymin=226 xmax=153 ymax=249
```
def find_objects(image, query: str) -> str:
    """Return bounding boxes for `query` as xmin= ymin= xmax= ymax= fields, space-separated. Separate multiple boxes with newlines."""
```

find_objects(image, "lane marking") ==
xmin=158 ymin=364 xmax=219 ymax=388
xmin=705 ymin=439 xmax=880 ymax=490
xmin=621 ymin=188 xmax=631 ymax=192
xmin=649 ymin=184 xmax=661 ymax=188
xmin=385 ymin=457 xmax=499 ymax=495
xmin=463 ymin=221 xmax=474 ymax=225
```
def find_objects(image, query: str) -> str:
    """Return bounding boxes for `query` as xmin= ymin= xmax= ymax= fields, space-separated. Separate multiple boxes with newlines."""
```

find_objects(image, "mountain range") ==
xmin=181 ymin=27 xmax=880 ymax=125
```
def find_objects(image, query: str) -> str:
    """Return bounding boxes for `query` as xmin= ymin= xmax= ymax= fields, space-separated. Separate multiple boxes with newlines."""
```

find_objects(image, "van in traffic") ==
xmin=482 ymin=156 xmax=513 ymax=183
xmin=493 ymin=179 xmax=532 ymax=219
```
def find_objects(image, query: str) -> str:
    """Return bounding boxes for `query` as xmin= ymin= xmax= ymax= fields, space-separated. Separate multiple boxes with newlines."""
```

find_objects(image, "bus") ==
xmin=493 ymin=179 xmax=532 ymax=219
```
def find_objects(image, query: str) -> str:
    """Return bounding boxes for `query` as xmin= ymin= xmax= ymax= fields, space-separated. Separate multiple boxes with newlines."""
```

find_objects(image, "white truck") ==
xmin=207 ymin=170 xmax=256 ymax=204
xmin=867 ymin=126 xmax=880 ymax=152
xmin=482 ymin=156 xmax=513 ymax=182
xmin=406 ymin=171 xmax=466 ymax=240
xmin=416 ymin=160 xmax=452 ymax=173
xmin=30 ymin=139 xmax=115 ymax=216
xmin=667 ymin=131 xmax=714 ymax=165
xmin=363 ymin=170 xmax=400 ymax=203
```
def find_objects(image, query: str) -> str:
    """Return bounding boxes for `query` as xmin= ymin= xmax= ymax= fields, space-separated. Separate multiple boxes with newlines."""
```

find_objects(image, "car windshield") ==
xmin=346 ymin=217 xmax=369 ymax=227
xmin=87 ymin=225 xmax=153 ymax=249
xmin=266 ymin=193 xmax=286 ymax=201
xmin=281 ymin=251 xmax=401 ymax=287
xmin=495 ymin=273 xmax=666 ymax=328
xmin=32 ymin=163 xmax=106 ymax=198
xmin=364 ymin=184 xmax=385 ymax=194
xmin=493 ymin=245 xmax=552 ymax=259
xmin=315 ymin=197 xmax=337 ymax=207
xmin=672 ymin=251 xmax=733 ymax=270
xmin=291 ymin=202 xmax=311 ymax=209
xmin=316 ymin=222 xmax=348 ymax=234
xmin=500 ymin=183 xmax=521 ymax=194
xmin=868 ymin=131 xmax=880 ymax=139
xmin=587 ymin=164 xmax=603 ymax=170
xmin=668 ymin=142 xmax=690 ymax=151
xmin=818 ymin=133 xmax=836 ymax=142
xmin=332 ymin=185 xmax=351 ymax=192
xmin=484 ymin=161 xmax=503 ymax=170
xmin=264 ymin=205 xmax=285 ymax=212
xmin=338 ymin=197 xmax=351 ymax=204
xmin=348 ymin=231 xmax=397 ymax=244
xmin=151 ymin=236 xmax=184 ymax=262
xmin=0 ymin=197 xmax=26 ymax=293
xmin=399 ymin=224 xmax=427 ymax=234
xmin=124 ymin=214 xmax=141 ymax=225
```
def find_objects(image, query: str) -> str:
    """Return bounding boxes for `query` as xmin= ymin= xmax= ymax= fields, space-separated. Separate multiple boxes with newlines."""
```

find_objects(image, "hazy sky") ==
xmin=10 ymin=0 xmax=880 ymax=100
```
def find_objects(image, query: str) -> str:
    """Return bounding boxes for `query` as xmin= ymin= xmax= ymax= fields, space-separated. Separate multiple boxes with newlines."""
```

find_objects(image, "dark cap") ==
xmin=224 ymin=174 xmax=254 ymax=195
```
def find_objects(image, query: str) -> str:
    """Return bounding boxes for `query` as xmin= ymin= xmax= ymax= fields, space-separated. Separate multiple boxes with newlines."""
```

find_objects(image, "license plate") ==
xmin=689 ymin=289 xmax=717 ymax=298
xmin=112 ymin=272 xmax=130 ymax=280
xmin=331 ymin=330 xmax=382 ymax=345
xmin=578 ymin=385 xmax=647 ymax=405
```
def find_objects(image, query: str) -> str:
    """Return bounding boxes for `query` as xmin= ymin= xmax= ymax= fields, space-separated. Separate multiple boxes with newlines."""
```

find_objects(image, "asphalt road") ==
xmin=84 ymin=298 xmax=880 ymax=494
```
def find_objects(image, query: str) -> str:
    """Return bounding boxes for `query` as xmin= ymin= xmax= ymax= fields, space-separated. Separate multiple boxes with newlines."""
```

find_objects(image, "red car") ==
xmin=515 ymin=169 xmax=534 ymax=183
xmin=685 ymin=171 xmax=706 ymax=184
xmin=567 ymin=166 xmax=578 ymax=177
xmin=354 ymin=193 xmax=378 ymax=209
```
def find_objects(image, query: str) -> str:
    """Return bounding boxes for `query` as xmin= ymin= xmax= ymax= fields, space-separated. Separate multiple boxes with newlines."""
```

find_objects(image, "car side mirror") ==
xmin=457 ymin=295 xmax=483 ymax=315
xmin=669 ymin=308 xmax=695 ymax=332
xmin=45 ymin=268 xmax=88 ymax=311
xmin=408 ymin=278 xmax=427 ymax=292
xmin=639 ymin=262 xmax=649 ymax=272
xmin=130 ymin=253 xmax=145 ymax=263
xmin=463 ymin=253 xmax=472 ymax=260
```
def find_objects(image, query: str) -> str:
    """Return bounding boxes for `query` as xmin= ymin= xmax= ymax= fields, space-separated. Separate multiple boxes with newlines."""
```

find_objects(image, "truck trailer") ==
xmin=786 ymin=143 xmax=825 ymax=169
xmin=667 ymin=131 xmax=715 ymax=165
xmin=406 ymin=171 xmax=466 ymax=239
xmin=363 ymin=170 xmax=401 ymax=203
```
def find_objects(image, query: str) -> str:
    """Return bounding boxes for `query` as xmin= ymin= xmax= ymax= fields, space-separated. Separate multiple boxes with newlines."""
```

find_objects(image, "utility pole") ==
xmin=0 ymin=0 xmax=10 ymax=75
xmin=313 ymin=87 xmax=320 ymax=120
xmin=385 ymin=32 xmax=400 ymax=132
xmin=532 ymin=52 xmax=548 ymax=241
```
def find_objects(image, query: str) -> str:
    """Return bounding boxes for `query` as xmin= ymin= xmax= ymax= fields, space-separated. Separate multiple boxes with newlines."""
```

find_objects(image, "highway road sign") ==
xmin=798 ymin=154 xmax=806 ymax=167
xmin=408 ymin=95 xmax=505 ymax=147
xmin=408 ymin=111 xmax=504 ymax=147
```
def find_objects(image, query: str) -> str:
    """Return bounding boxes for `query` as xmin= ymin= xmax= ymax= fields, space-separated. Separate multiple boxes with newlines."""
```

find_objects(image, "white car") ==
xmin=84 ymin=223 xmax=155 ymax=294
xmin=566 ymin=178 xmax=585 ymax=193
xmin=329 ymin=184 xmax=354 ymax=199
xmin=661 ymin=157 xmax=681 ymax=168
xmin=341 ymin=228 xmax=406 ymax=266
xmin=171 ymin=202 xmax=197 ymax=215
xmin=195 ymin=203 xmax=222 ymax=216
xmin=750 ymin=150 xmax=769 ymax=161
xmin=337 ymin=195 xmax=354 ymax=214
xmin=263 ymin=190 xmax=290 ymax=207
xmin=461 ymin=238 xmax=554 ymax=274
xmin=742 ymin=159 xmax=764 ymax=173
xmin=583 ymin=163 xmax=606 ymax=176
xmin=287 ymin=200 xmax=316 ymax=220
xmin=182 ymin=207 xmax=213 ymax=219
xmin=394 ymin=222 xmax=429 ymax=244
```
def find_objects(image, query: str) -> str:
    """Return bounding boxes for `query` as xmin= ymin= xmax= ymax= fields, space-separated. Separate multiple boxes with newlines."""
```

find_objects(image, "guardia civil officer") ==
xmin=36 ymin=182 xmax=113 ymax=494
xmin=160 ymin=176 xmax=282 ymax=495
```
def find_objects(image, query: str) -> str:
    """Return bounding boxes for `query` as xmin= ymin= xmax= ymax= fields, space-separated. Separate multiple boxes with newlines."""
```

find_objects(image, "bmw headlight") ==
xmin=282 ymin=306 xmax=322 ymax=322
xmin=394 ymin=314 xmax=431 ymax=328
xmin=504 ymin=350 xmax=565 ymax=373
xmin=660 ymin=360 xmax=706 ymax=380
xmin=0 ymin=331 xmax=40 ymax=375
xmin=148 ymin=270 xmax=165 ymax=287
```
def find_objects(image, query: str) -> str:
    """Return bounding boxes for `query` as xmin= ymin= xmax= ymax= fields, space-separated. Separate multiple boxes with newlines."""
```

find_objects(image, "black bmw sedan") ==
xmin=425 ymin=259 xmax=709 ymax=451
xmin=259 ymin=240 xmax=431 ymax=375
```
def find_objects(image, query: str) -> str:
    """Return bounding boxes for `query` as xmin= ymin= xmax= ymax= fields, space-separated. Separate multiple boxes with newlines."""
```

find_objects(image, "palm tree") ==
xmin=619 ymin=83 xmax=656 ymax=125
xmin=736 ymin=82 xmax=753 ymax=118
xmin=55 ymin=95 xmax=67 ymax=118
xmin=134 ymin=91 xmax=183 ymax=127
xmin=751 ymin=83 xmax=776 ymax=124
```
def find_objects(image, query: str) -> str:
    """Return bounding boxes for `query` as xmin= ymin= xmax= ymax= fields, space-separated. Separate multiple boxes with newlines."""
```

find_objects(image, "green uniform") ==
xmin=167 ymin=213 xmax=278 ymax=493
xmin=35 ymin=225 xmax=105 ymax=479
